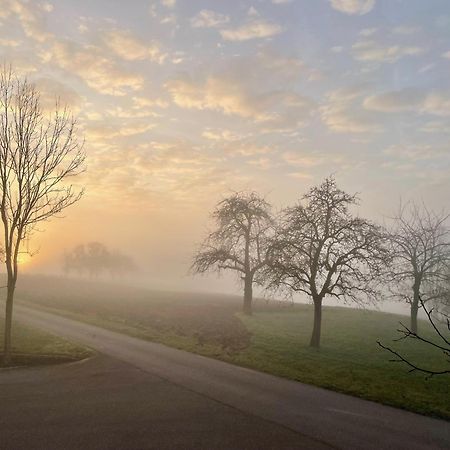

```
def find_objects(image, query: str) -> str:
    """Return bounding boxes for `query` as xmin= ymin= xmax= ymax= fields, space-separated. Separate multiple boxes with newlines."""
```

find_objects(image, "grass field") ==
xmin=13 ymin=274 xmax=450 ymax=419
xmin=0 ymin=318 xmax=93 ymax=368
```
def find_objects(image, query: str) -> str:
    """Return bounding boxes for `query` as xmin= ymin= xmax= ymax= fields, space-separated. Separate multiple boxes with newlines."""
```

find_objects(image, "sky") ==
xmin=0 ymin=0 xmax=450 ymax=297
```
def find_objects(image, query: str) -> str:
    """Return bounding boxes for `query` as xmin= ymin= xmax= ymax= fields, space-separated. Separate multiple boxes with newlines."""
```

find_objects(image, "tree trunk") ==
xmin=411 ymin=278 xmax=420 ymax=334
xmin=3 ymin=280 xmax=16 ymax=365
xmin=410 ymin=303 xmax=418 ymax=335
xmin=243 ymin=273 xmax=253 ymax=315
xmin=309 ymin=296 xmax=323 ymax=348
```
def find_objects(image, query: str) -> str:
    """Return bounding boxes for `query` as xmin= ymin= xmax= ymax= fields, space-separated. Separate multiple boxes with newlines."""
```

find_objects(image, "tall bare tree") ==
xmin=268 ymin=177 xmax=387 ymax=348
xmin=384 ymin=202 xmax=450 ymax=334
xmin=192 ymin=192 xmax=273 ymax=315
xmin=0 ymin=67 xmax=85 ymax=363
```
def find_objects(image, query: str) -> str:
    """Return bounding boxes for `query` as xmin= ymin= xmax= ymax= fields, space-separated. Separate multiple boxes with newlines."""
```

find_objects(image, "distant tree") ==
xmin=0 ymin=67 xmax=85 ymax=364
xmin=85 ymin=242 xmax=110 ymax=278
xmin=267 ymin=177 xmax=387 ymax=348
xmin=192 ymin=192 xmax=274 ymax=315
xmin=438 ymin=272 xmax=450 ymax=316
xmin=63 ymin=244 xmax=86 ymax=277
xmin=384 ymin=203 xmax=450 ymax=334
xmin=63 ymin=242 xmax=136 ymax=278
xmin=107 ymin=251 xmax=136 ymax=277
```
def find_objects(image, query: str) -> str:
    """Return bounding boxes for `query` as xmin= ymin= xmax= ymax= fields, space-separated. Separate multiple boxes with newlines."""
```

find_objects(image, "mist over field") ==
xmin=1 ymin=2 xmax=450 ymax=447
xmin=0 ymin=0 xmax=448 ymax=306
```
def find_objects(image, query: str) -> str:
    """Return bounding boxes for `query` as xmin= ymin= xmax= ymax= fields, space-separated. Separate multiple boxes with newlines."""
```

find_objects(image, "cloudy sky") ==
xmin=1 ymin=0 xmax=449 ymax=291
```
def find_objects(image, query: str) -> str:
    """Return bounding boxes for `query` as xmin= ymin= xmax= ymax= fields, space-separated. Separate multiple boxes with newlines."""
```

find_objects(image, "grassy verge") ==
xmin=235 ymin=309 xmax=449 ymax=420
xmin=14 ymin=274 xmax=450 ymax=420
xmin=0 ymin=319 xmax=93 ymax=368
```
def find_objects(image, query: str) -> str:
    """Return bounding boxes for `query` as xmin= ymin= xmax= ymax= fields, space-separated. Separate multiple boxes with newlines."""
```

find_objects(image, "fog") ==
xmin=2 ymin=2 xmax=450 ymax=447
xmin=10 ymin=184 xmax=438 ymax=320
xmin=0 ymin=0 xmax=448 ymax=322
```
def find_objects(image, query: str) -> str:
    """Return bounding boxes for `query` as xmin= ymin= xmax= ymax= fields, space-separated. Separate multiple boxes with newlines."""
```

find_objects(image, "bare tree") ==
xmin=0 ymin=67 xmax=85 ymax=364
xmin=63 ymin=242 xmax=136 ymax=278
xmin=378 ymin=296 xmax=450 ymax=377
xmin=268 ymin=177 xmax=387 ymax=348
xmin=384 ymin=202 xmax=450 ymax=334
xmin=192 ymin=192 xmax=273 ymax=315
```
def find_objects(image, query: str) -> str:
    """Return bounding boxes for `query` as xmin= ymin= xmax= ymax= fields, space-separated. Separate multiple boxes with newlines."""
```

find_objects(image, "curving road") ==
xmin=6 ymin=304 xmax=450 ymax=450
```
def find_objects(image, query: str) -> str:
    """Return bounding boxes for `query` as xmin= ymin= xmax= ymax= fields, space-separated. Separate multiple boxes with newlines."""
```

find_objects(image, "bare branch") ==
xmin=0 ymin=65 xmax=86 ymax=360
xmin=265 ymin=177 xmax=388 ymax=347
xmin=378 ymin=296 xmax=450 ymax=377
xmin=191 ymin=191 xmax=274 ymax=314
xmin=383 ymin=201 xmax=450 ymax=334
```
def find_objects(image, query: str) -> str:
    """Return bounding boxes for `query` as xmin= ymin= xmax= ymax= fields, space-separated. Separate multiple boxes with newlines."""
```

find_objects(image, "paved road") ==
xmin=1 ymin=355 xmax=316 ymax=449
xmin=7 ymin=304 xmax=450 ymax=450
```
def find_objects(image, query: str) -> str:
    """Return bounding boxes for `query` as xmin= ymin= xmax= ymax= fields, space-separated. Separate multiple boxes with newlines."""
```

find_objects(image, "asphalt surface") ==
xmin=0 ymin=355 xmax=318 ymax=450
xmin=2 ymin=304 xmax=449 ymax=450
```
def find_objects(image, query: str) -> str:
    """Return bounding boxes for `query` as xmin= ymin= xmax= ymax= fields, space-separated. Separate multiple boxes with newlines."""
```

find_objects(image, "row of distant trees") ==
xmin=62 ymin=242 xmax=136 ymax=278
xmin=192 ymin=178 xmax=450 ymax=374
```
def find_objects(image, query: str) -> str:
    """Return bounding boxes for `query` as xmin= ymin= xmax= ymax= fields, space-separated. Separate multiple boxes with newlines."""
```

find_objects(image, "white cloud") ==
xmin=442 ymin=51 xmax=450 ymax=59
xmin=48 ymin=40 xmax=144 ymax=96
xmin=322 ymin=106 xmax=382 ymax=133
xmin=359 ymin=28 xmax=377 ymax=37
xmin=272 ymin=0 xmax=293 ymax=4
xmin=226 ymin=143 xmax=272 ymax=157
xmin=165 ymin=75 xmax=271 ymax=120
xmin=321 ymin=86 xmax=383 ymax=133
xmin=331 ymin=46 xmax=343 ymax=53
xmin=1 ymin=0 xmax=52 ymax=42
xmin=220 ymin=19 xmax=283 ymax=41
xmin=363 ymin=88 xmax=425 ymax=112
xmin=420 ymin=121 xmax=450 ymax=134
xmin=160 ymin=14 xmax=176 ymax=25
xmin=190 ymin=10 xmax=229 ymax=28
xmin=33 ymin=77 xmax=82 ymax=112
xmin=251 ymin=48 xmax=304 ymax=82
xmin=40 ymin=2 xmax=54 ymax=13
xmin=0 ymin=38 xmax=21 ymax=47
xmin=161 ymin=0 xmax=176 ymax=9
xmin=247 ymin=6 xmax=259 ymax=17
xmin=423 ymin=92 xmax=450 ymax=117
xmin=329 ymin=0 xmax=375 ymax=15
xmin=384 ymin=144 xmax=449 ymax=162
xmin=326 ymin=85 xmax=369 ymax=103
xmin=247 ymin=157 xmax=275 ymax=170
xmin=132 ymin=96 xmax=169 ymax=109
xmin=101 ymin=28 xmax=166 ymax=63
xmin=419 ymin=63 xmax=435 ymax=74
xmin=165 ymin=73 xmax=315 ymax=131
xmin=86 ymin=121 xmax=155 ymax=140
xmin=363 ymin=88 xmax=450 ymax=116
xmin=283 ymin=152 xmax=325 ymax=168
xmin=352 ymin=40 xmax=423 ymax=63
xmin=288 ymin=171 xmax=313 ymax=180
xmin=202 ymin=129 xmax=244 ymax=142
xmin=392 ymin=25 xmax=421 ymax=35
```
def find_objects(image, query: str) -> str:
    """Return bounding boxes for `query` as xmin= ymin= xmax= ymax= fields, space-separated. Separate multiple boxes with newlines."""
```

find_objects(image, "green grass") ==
xmin=0 ymin=319 xmax=93 ymax=368
xmin=234 ymin=308 xmax=449 ymax=419
xmin=13 ymin=274 xmax=450 ymax=419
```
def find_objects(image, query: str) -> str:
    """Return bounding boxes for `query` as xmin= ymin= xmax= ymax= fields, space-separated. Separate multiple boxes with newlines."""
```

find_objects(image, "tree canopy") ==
xmin=267 ymin=177 xmax=387 ymax=347
xmin=192 ymin=191 xmax=274 ymax=314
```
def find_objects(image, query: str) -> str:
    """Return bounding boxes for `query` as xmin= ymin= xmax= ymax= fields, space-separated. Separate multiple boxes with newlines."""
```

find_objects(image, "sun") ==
xmin=17 ymin=252 xmax=32 ymax=266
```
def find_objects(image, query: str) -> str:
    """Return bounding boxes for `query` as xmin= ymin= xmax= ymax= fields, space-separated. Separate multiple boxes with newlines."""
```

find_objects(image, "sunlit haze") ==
xmin=1 ymin=2 xmax=450 ymax=445
xmin=1 ymin=0 xmax=449 ymax=298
